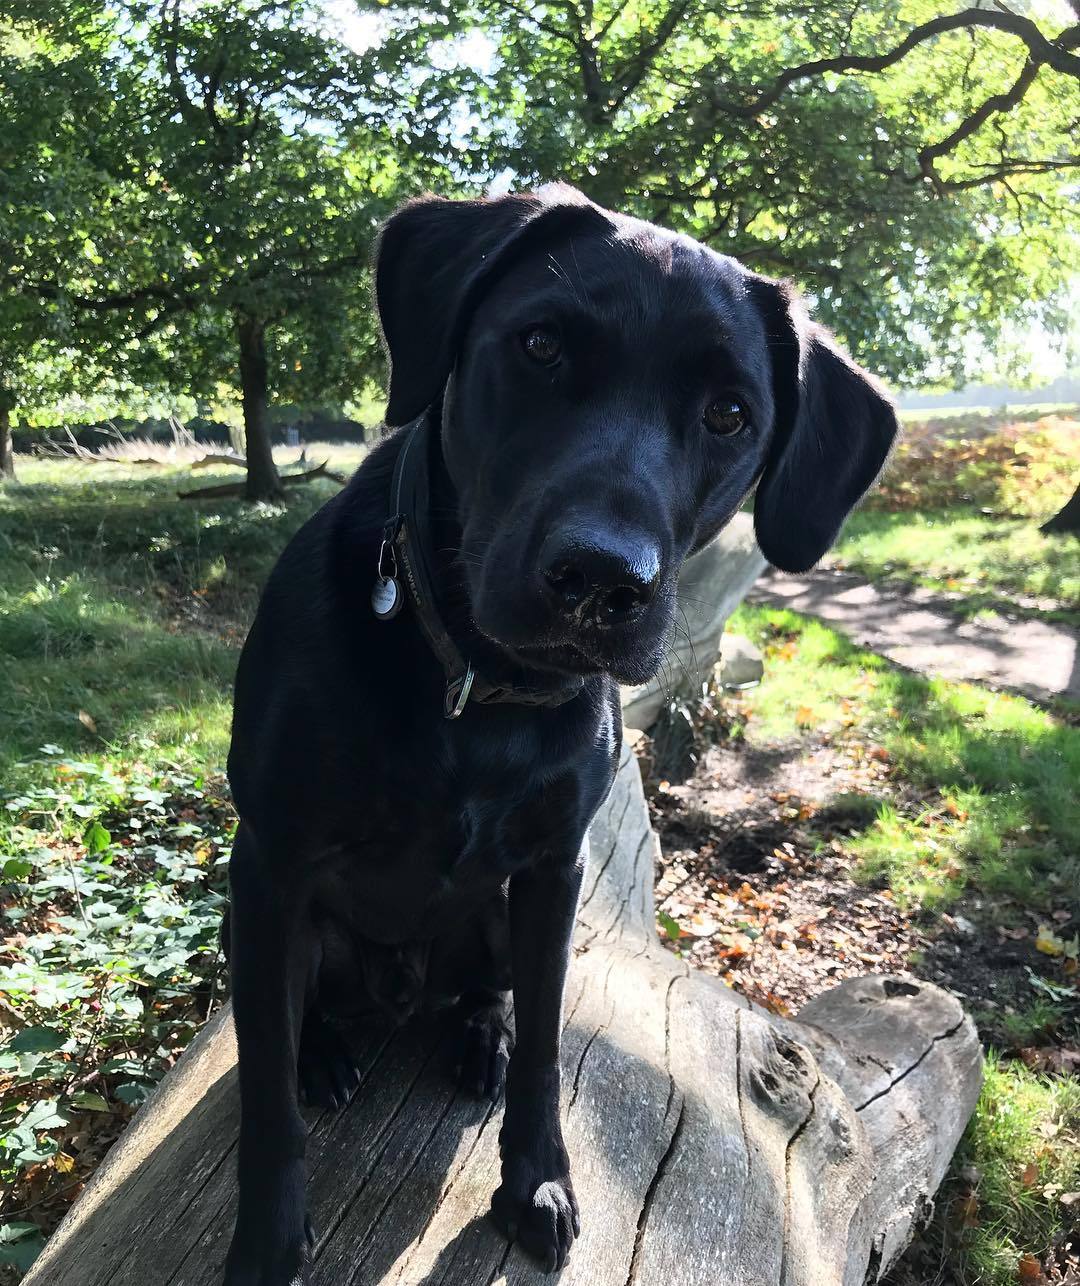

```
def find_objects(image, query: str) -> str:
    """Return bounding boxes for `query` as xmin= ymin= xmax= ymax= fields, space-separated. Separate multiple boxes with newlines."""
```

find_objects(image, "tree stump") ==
xmin=23 ymin=745 xmax=981 ymax=1286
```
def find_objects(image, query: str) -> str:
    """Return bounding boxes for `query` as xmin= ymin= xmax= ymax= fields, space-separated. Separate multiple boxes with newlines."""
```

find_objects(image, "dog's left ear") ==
xmin=749 ymin=278 xmax=899 ymax=573
xmin=375 ymin=184 xmax=609 ymax=427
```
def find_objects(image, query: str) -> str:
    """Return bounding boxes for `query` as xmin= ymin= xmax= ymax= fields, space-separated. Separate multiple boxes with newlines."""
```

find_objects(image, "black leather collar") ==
xmin=372 ymin=416 xmax=585 ymax=719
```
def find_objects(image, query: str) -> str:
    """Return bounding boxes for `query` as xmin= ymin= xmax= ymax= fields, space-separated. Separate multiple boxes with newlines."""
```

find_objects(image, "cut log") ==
xmin=23 ymin=740 xmax=981 ymax=1286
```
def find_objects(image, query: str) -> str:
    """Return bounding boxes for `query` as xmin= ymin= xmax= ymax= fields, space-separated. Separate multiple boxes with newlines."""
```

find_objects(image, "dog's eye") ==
xmin=521 ymin=326 xmax=561 ymax=366
xmin=703 ymin=399 xmax=747 ymax=437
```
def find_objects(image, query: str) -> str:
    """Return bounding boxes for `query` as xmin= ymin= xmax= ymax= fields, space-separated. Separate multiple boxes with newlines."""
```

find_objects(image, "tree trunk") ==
xmin=236 ymin=314 xmax=283 ymax=502
xmin=1041 ymin=480 xmax=1080 ymax=535
xmin=0 ymin=402 xmax=15 ymax=481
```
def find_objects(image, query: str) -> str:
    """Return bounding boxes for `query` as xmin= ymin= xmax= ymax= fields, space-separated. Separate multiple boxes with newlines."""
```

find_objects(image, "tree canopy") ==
xmin=1 ymin=0 xmax=1077 ymax=494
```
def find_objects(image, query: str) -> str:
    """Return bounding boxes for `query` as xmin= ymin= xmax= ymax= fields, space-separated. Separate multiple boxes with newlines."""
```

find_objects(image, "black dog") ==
xmin=222 ymin=184 xmax=897 ymax=1284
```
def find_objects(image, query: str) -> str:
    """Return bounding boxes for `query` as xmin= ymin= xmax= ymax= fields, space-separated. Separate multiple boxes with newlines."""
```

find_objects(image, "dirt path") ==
xmin=749 ymin=569 xmax=1079 ymax=704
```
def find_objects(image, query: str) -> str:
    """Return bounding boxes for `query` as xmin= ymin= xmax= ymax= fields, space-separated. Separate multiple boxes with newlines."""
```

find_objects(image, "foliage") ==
xmin=3 ymin=0 xmax=1080 ymax=453
xmin=372 ymin=0 xmax=1080 ymax=383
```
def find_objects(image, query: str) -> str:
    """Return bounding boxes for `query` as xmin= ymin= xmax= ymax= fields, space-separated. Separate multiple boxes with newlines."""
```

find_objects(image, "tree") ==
xmin=369 ymin=0 xmax=1080 ymax=387
xmin=7 ymin=0 xmax=415 ymax=499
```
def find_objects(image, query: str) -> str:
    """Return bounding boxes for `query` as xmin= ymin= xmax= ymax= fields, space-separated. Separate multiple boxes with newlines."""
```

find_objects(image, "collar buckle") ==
xmin=443 ymin=664 xmax=475 ymax=719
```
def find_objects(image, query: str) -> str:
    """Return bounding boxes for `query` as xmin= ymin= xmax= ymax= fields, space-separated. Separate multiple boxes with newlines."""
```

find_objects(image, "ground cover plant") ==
xmin=831 ymin=411 xmax=1080 ymax=625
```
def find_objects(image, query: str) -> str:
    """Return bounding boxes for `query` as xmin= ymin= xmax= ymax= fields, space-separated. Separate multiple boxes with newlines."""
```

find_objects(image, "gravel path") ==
xmin=750 ymin=569 xmax=1079 ymax=703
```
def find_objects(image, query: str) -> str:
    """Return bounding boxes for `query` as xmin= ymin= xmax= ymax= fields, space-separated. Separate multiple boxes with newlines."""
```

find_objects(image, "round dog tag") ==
xmin=371 ymin=576 xmax=401 ymax=619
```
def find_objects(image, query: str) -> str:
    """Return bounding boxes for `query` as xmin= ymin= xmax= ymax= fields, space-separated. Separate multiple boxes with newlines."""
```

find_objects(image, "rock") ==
xmin=719 ymin=632 xmax=764 ymax=688
xmin=621 ymin=514 xmax=766 ymax=729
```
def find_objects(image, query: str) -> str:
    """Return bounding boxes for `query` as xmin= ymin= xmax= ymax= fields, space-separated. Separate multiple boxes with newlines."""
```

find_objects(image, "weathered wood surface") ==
xmin=24 ymin=742 xmax=982 ymax=1286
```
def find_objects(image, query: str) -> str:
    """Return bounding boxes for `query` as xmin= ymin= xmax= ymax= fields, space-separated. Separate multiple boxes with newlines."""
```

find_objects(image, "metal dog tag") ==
xmin=371 ymin=575 xmax=401 ymax=619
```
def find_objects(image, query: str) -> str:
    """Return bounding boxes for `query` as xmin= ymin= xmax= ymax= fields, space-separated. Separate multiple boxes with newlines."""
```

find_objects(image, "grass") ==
xmin=727 ymin=602 xmax=1079 ymax=909
xmin=0 ymin=453 xmax=351 ymax=1275
xmin=724 ymin=601 xmax=1079 ymax=1285
xmin=830 ymin=412 xmax=1080 ymax=623
xmin=937 ymin=1053 xmax=1080 ymax=1286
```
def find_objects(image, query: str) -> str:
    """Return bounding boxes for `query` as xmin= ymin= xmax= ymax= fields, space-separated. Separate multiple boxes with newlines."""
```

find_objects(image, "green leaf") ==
xmin=0 ymin=1223 xmax=46 ymax=1272
xmin=6 ymin=1027 xmax=66 ymax=1054
xmin=115 ymin=1082 xmax=152 ymax=1106
xmin=83 ymin=819 xmax=111 ymax=854
xmin=67 ymin=1091 xmax=110 ymax=1112
xmin=657 ymin=910 xmax=682 ymax=942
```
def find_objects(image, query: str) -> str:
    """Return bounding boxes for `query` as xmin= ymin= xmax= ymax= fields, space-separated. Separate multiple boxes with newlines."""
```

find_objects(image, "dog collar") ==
xmin=371 ymin=416 xmax=585 ymax=719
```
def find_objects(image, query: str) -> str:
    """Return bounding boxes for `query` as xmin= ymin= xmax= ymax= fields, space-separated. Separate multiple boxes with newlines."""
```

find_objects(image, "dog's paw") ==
xmin=298 ymin=1016 xmax=360 ymax=1111
xmin=490 ymin=1172 xmax=580 ymax=1272
xmin=454 ymin=1006 xmax=512 ymax=1102
xmin=223 ymin=1225 xmax=311 ymax=1285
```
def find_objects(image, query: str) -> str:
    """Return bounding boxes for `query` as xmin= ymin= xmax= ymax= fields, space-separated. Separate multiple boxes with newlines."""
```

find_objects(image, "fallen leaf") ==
xmin=78 ymin=709 xmax=97 ymax=733
xmin=1021 ymin=1161 xmax=1039 ymax=1188
xmin=1017 ymin=1253 xmax=1043 ymax=1282
xmin=1035 ymin=924 xmax=1065 ymax=956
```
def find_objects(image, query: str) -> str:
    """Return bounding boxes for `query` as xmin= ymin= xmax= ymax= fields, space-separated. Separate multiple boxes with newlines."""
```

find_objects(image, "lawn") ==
xmin=0 ymin=453 xmax=349 ymax=1276
xmin=1 ymin=432 xmax=1078 ymax=1283
xmin=831 ymin=411 xmax=1080 ymax=624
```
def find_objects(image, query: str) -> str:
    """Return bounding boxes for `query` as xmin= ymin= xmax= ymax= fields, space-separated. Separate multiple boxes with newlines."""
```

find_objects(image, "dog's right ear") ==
xmin=375 ymin=186 xmax=609 ymax=427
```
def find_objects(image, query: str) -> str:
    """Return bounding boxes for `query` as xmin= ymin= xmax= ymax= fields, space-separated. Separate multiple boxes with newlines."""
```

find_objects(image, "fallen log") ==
xmin=22 ymin=736 xmax=981 ymax=1286
xmin=177 ymin=459 xmax=348 ymax=500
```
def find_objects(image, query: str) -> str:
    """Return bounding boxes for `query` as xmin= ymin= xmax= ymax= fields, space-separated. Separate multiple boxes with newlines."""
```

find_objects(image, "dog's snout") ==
xmin=540 ymin=530 xmax=661 ymax=624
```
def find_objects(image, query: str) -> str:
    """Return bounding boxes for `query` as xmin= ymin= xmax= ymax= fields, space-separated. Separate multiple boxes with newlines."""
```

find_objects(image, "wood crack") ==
xmin=315 ymin=1039 xmax=445 ymax=1256
xmin=345 ymin=1089 xmax=464 ymax=1283
xmin=578 ymin=787 xmax=634 ymax=916
xmin=855 ymin=1017 xmax=966 ymax=1112
xmin=568 ymin=953 xmax=620 ymax=1110
xmin=734 ymin=1009 xmax=752 ymax=1189
xmin=624 ymin=1097 xmax=686 ymax=1286
xmin=779 ymin=1064 xmax=822 ymax=1286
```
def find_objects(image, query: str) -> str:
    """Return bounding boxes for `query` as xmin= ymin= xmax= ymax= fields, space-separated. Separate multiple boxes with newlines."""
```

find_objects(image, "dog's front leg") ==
xmin=491 ymin=844 xmax=584 ymax=1271
xmin=224 ymin=824 xmax=313 ymax=1286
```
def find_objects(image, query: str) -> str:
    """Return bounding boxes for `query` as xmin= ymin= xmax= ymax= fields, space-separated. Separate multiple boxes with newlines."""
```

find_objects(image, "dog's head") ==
xmin=375 ymin=184 xmax=897 ymax=685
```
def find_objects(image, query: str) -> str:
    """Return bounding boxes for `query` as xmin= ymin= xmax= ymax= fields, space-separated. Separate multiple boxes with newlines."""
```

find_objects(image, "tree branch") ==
xmin=708 ymin=8 xmax=1080 ymax=120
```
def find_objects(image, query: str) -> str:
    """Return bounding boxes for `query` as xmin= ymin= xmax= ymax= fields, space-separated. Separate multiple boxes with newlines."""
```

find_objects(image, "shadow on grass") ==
xmin=0 ymin=472 xmax=335 ymax=776
xmin=733 ymin=604 xmax=1080 ymax=910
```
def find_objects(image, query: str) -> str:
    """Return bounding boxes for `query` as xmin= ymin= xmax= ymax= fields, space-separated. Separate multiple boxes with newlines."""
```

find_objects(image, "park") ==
xmin=1 ymin=3 xmax=1078 ymax=1285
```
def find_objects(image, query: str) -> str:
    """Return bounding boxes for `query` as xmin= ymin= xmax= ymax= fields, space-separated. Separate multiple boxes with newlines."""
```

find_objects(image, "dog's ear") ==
xmin=375 ymin=184 xmax=609 ymax=427
xmin=749 ymin=278 xmax=899 ymax=573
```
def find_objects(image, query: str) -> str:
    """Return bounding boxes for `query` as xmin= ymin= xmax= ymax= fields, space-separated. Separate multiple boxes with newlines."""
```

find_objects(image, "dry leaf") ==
xmin=78 ymin=709 xmax=97 ymax=733
xmin=1035 ymin=924 xmax=1065 ymax=956
xmin=1017 ymin=1253 xmax=1043 ymax=1282
xmin=1021 ymin=1161 xmax=1039 ymax=1188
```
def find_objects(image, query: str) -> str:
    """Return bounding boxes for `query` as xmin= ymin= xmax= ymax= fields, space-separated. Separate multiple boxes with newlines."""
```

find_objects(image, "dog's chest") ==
xmin=315 ymin=751 xmax=582 ymax=943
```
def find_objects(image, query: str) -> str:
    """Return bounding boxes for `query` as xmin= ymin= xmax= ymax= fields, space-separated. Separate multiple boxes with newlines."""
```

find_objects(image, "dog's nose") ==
xmin=540 ymin=530 xmax=661 ymax=624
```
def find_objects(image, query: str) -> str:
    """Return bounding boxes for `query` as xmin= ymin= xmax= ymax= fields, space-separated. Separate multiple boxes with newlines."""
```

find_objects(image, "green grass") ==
xmin=938 ymin=1053 xmax=1080 ymax=1286
xmin=0 ymin=458 xmax=349 ymax=1274
xmin=829 ymin=411 xmax=1080 ymax=623
xmin=832 ymin=509 xmax=1080 ymax=624
xmin=728 ymin=603 xmax=1079 ymax=909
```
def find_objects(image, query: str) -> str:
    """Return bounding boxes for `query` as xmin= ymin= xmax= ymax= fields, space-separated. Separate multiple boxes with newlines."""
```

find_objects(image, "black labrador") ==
xmin=222 ymin=183 xmax=897 ymax=1284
